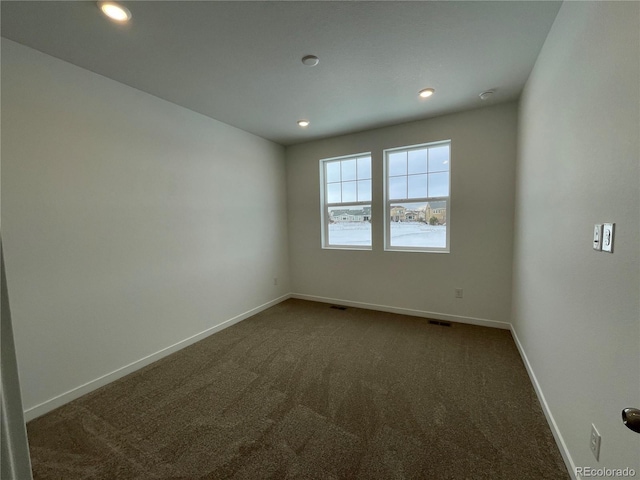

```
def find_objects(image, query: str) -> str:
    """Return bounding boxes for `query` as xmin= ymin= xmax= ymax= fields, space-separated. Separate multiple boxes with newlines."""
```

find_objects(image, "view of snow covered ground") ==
xmin=390 ymin=222 xmax=446 ymax=248
xmin=328 ymin=222 xmax=446 ymax=248
xmin=328 ymin=222 xmax=372 ymax=245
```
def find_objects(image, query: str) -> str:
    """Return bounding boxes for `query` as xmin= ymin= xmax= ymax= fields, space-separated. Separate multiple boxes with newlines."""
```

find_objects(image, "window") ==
xmin=320 ymin=153 xmax=372 ymax=249
xmin=384 ymin=141 xmax=450 ymax=252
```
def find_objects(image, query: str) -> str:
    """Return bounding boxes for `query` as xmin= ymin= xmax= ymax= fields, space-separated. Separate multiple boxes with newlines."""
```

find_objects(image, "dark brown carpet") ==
xmin=27 ymin=299 xmax=569 ymax=479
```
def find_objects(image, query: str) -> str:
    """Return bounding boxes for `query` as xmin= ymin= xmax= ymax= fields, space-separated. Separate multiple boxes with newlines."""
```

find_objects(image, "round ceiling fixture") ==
xmin=297 ymin=120 xmax=310 ymax=128
xmin=301 ymin=55 xmax=319 ymax=67
xmin=418 ymin=88 xmax=435 ymax=98
xmin=98 ymin=2 xmax=131 ymax=22
xmin=479 ymin=90 xmax=495 ymax=101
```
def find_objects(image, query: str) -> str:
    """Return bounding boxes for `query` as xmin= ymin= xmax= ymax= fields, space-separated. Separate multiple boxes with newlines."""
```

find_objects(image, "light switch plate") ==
xmin=593 ymin=224 xmax=603 ymax=251
xmin=602 ymin=223 xmax=614 ymax=253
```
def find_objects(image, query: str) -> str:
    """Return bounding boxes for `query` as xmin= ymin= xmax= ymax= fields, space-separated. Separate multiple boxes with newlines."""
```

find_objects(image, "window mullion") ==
xmin=326 ymin=201 xmax=369 ymax=208
xmin=338 ymin=160 xmax=343 ymax=204
xmin=355 ymin=158 xmax=359 ymax=201
xmin=426 ymin=148 xmax=430 ymax=197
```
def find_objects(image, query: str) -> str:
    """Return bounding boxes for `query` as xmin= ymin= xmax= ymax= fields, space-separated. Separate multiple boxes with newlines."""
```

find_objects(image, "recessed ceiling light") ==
xmin=418 ymin=88 xmax=435 ymax=98
xmin=479 ymin=90 xmax=495 ymax=101
xmin=98 ymin=2 xmax=131 ymax=22
xmin=301 ymin=55 xmax=319 ymax=67
xmin=297 ymin=120 xmax=310 ymax=128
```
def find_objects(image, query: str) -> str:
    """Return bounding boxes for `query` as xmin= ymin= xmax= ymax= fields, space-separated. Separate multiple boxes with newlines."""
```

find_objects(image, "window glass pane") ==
xmin=357 ymin=157 xmax=371 ymax=180
xmin=357 ymin=179 xmax=372 ymax=202
xmin=388 ymin=176 xmax=407 ymax=200
xmin=341 ymin=159 xmax=357 ymax=181
xmin=408 ymin=174 xmax=427 ymax=199
xmin=388 ymin=151 xmax=407 ymax=176
xmin=328 ymin=205 xmax=372 ymax=246
xmin=342 ymin=181 xmax=357 ymax=202
xmin=428 ymin=145 xmax=450 ymax=173
xmin=408 ymin=149 xmax=427 ymax=174
xmin=389 ymin=201 xmax=447 ymax=249
xmin=327 ymin=183 xmax=341 ymax=203
xmin=428 ymin=172 xmax=449 ymax=197
xmin=326 ymin=161 xmax=341 ymax=183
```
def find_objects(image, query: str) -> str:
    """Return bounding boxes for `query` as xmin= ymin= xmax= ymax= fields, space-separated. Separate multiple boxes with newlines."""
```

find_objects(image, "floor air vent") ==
xmin=330 ymin=305 xmax=348 ymax=310
xmin=429 ymin=320 xmax=452 ymax=327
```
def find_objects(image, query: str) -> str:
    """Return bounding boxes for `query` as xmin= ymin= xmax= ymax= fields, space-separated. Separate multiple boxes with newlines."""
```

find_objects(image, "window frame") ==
xmin=319 ymin=152 xmax=373 ymax=250
xmin=383 ymin=140 xmax=451 ymax=253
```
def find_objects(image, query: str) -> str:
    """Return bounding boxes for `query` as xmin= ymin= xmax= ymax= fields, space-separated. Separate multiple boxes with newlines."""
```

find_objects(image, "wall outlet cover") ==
xmin=602 ymin=223 xmax=614 ymax=253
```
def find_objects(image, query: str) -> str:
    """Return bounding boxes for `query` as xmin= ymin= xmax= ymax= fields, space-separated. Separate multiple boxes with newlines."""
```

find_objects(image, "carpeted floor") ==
xmin=26 ymin=299 xmax=570 ymax=479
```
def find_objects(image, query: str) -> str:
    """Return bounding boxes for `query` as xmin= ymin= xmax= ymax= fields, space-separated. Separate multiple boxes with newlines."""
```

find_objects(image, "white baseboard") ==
xmin=291 ymin=293 xmax=511 ymax=330
xmin=24 ymin=294 xmax=291 ymax=422
xmin=510 ymin=326 xmax=578 ymax=480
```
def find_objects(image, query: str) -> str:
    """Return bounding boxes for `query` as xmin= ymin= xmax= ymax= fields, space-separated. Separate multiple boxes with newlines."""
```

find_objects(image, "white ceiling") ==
xmin=1 ymin=1 xmax=561 ymax=146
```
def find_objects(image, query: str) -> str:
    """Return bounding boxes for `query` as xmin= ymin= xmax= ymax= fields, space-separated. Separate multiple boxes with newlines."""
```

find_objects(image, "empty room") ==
xmin=1 ymin=1 xmax=638 ymax=479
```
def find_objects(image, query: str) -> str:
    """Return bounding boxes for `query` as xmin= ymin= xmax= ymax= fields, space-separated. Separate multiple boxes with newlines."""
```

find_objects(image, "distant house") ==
xmin=425 ymin=201 xmax=447 ymax=225
xmin=390 ymin=202 xmax=446 ymax=224
xmin=390 ymin=206 xmax=406 ymax=222
xmin=329 ymin=206 xmax=371 ymax=223
xmin=405 ymin=210 xmax=419 ymax=221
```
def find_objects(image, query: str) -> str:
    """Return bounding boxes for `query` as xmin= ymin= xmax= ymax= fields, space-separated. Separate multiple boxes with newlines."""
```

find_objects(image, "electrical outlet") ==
xmin=273 ymin=278 xmax=278 ymax=286
xmin=455 ymin=288 xmax=463 ymax=299
xmin=602 ymin=223 xmax=614 ymax=253
xmin=590 ymin=424 xmax=601 ymax=461
xmin=593 ymin=224 xmax=603 ymax=251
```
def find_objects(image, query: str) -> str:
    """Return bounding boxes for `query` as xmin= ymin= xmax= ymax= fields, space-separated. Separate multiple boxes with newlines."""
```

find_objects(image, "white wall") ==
xmin=1 ymin=39 xmax=290 ymax=417
xmin=286 ymin=103 xmax=517 ymax=326
xmin=513 ymin=1 xmax=640 ymax=476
